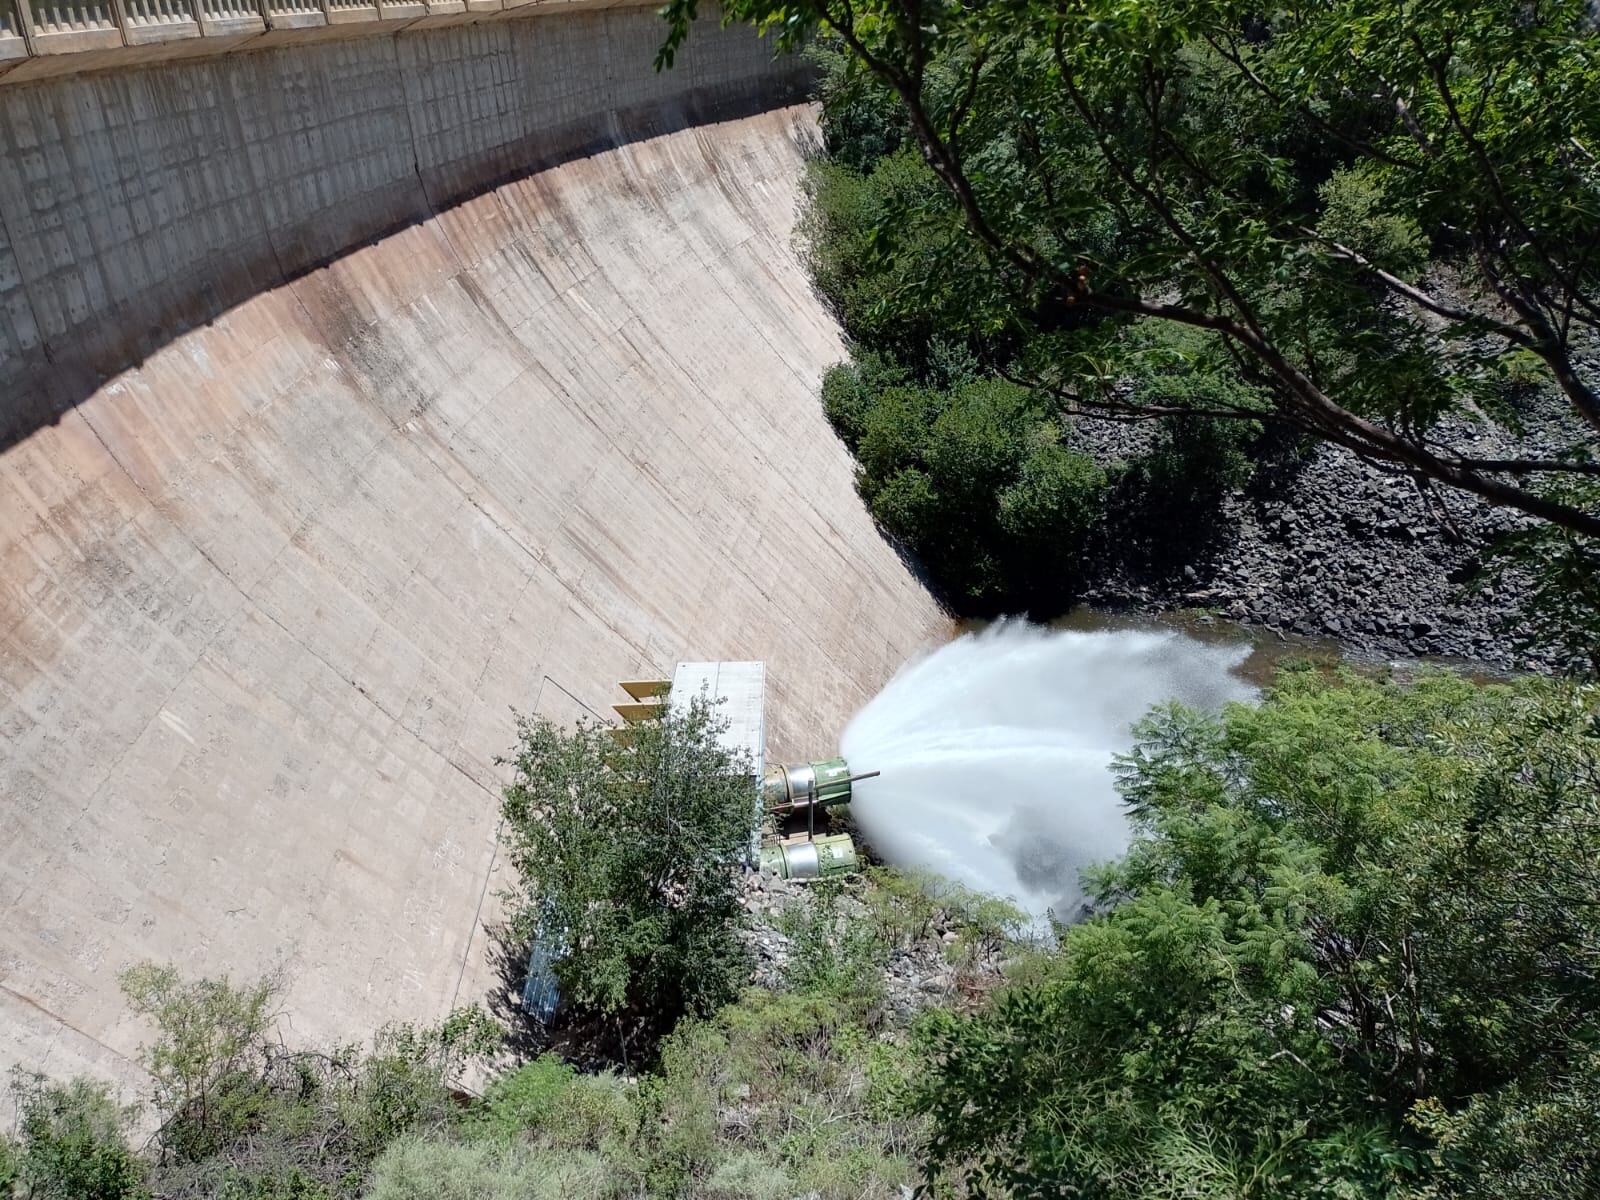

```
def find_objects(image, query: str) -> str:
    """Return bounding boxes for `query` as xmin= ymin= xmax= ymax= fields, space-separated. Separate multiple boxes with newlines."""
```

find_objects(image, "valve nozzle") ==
xmin=762 ymin=758 xmax=878 ymax=816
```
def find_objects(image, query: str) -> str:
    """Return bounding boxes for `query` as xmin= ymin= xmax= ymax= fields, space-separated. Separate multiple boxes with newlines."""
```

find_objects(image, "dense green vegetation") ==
xmin=1 ymin=965 xmax=498 ymax=1200
xmin=917 ymin=667 xmax=1600 ymax=1197
xmin=498 ymin=697 xmax=756 ymax=1045
xmin=818 ymin=333 xmax=1260 ymax=610
xmin=359 ymin=984 xmax=928 ymax=1200
xmin=670 ymin=0 xmax=1600 ymax=653
xmin=0 ymin=878 xmax=1006 ymax=1199
xmin=9 ymin=671 xmax=1600 ymax=1198
xmin=4 ymin=1074 xmax=144 ymax=1200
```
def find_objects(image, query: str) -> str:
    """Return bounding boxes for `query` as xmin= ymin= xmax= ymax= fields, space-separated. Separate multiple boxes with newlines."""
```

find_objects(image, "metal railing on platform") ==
xmin=0 ymin=0 xmax=632 ymax=75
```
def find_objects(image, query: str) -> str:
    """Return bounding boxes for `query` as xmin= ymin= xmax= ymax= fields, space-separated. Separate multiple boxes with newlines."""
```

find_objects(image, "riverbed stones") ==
xmin=1066 ymin=387 xmax=1588 ymax=673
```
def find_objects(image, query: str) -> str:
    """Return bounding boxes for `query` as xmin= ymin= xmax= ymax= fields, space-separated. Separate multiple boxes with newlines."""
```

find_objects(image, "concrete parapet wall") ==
xmin=0 ymin=0 xmax=683 ymax=83
xmin=0 ymin=7 xmax=807 ymax=447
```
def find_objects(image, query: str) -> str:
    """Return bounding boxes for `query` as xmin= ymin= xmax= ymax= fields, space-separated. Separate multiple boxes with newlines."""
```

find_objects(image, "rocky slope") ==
xmin=739 ymin=871 xmax=1011 ymax=1021
xmin=1068 ymin=391 xmax=1590 ymax=673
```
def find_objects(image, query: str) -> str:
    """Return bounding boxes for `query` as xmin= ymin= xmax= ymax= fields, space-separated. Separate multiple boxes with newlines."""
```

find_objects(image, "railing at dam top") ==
xmin=0 ymin=0 xmax=650 ymax=80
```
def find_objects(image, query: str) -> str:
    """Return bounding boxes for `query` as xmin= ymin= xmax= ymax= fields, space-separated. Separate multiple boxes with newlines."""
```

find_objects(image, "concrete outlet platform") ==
xmin=0 ymin=12 xmax=945 ymax=1099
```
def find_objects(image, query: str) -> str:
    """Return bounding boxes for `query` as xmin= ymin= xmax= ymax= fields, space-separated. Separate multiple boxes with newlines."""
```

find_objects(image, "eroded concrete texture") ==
xmin=0 ymin=49 xmax=945 ymax=1091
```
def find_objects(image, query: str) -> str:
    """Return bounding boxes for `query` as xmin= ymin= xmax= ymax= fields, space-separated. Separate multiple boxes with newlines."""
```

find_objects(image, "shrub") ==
xmin=0 ymin=1135 xmax=18 ymax=1195
xmin=864 ymin=865 xmax=1029 ymax=948
xmin=472 ymin=1055 xmax=574 ymax=1141
xmin=866 ymin=467 xmax=943 ymax=556
xmin=115 ymin=963 xmax=496 ymax=1200
xmin=473 ymin=1057 xmax=636 ymax=1151
xmin=714 ymin=990 xmax=855 ymax=1098
xmin=1126 ymin=373 xmax=1265 ymax=505
xmin=785 ymin=1140 xmax=917 ymax=1200
xmin=820 ymin=362 xmax=872 ymax=448
xmin=363 ymin=1138 xmax=614 ymax=1200
xmin=212 ymin=1166 xmax=334 ymax=1199
xmin=703 ymin=1150 xmax=795 ymax=1200
xmin=1484 ymin=477 xmax=1600 ymax=676
xmin=498 ymin=696 xmax=755 ymax=1040
xmin=808 ymin=38 xmax=905 ymax=172
xmin=119 ymin=962 xmax=281 ymax=1160
xmin=153 ymin=1155 xmax=340 ymax=1200
xmin=819 ymin=353 xmax=907 ymax=449
xmin=997 ymin=442 xmax=1109 ymax=578
xmin=1316 ymin=163 xmax=1429 ymax=276
xmin=1406 ymin=1049 xmax=1600 ymax=1199
xmin=914 ymin=668 xmax=1600 ymax=1198
xmin=854 ymin=376 xmax=1075 ymax=607
xmin=8 ymin=1071 xmax=146 ymax=1200
xmin=641 ymin=989 xmax=921 ymax=1200
xmin=777 ymin=885 xmax=888 ymax=1016
xmin=636 ymin=1022 xmax=724 ymax=1197
xmin=853 ymin=385 xmax=942 ymax=487
xmin=338 ymin=1009 xmax=499 ymax=1162
xmin=861 ymin=866 xmax=944 ymax=946
xmin=799 ymin=150 xmax=998 ymax=360
xmin=862 ymin=867 xmax=1029 ymax=985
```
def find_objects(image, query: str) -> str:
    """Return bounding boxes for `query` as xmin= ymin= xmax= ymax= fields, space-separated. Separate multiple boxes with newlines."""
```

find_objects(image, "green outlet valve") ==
xmin=762 ymin=758 xmax=878 ymax=816
xmin=759 ymin=833 xmax=859 ymax=880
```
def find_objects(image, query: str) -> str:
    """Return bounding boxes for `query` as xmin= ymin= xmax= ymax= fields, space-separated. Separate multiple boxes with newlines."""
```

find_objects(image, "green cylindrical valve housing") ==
xmin=759 ymin=833 xmax=859 ymax=880
xmin=809 ymin=757 xmax=854 ymax=807
xmin=762 ymin=757 xmax=856 ymax=816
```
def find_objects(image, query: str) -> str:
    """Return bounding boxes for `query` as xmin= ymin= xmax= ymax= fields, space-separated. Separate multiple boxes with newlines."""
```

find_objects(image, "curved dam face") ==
xmin=0 ymin=11 xmax=945 ymax=1091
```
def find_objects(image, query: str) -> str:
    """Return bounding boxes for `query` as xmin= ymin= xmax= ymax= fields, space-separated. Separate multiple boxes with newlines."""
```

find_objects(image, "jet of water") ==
xmin=840 ymin=620 xmax=1257 ymax=923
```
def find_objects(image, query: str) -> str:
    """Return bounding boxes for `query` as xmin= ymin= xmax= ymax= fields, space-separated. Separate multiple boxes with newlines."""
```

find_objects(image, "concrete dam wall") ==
xmin=0 ymin=2 xmax=811 ymax=432
xmin=0 ymin=9 xmax=946 ymax=1094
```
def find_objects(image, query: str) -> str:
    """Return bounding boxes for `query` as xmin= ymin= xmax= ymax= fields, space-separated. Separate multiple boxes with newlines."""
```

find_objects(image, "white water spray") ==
xmin=841 ymin=621 xmax=1257 ymax=922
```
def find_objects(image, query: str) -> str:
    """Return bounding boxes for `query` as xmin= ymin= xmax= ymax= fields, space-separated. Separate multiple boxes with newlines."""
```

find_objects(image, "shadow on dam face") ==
xmin=0 ymin=14 xmax=946 ymax=1096
xmin=0 ymin=8 xmax=808 ymax=453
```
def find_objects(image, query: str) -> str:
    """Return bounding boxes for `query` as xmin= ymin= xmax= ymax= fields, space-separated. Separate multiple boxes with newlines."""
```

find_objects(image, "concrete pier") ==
xmin=0 ymin=10 xmax=944 ymax=1097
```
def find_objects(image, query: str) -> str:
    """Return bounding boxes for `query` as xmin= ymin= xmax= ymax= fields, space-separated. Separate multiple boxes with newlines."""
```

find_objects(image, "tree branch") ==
xmin=1449 ymin=457 xmax=1600 ymax=477
xmin=1304 ymin=229 xmax=1535 ymax=345
xmin=1205 ymin=33 xmax=1416 ymax=170
xmin=806 ymin=11 xmax=1600 ymax=538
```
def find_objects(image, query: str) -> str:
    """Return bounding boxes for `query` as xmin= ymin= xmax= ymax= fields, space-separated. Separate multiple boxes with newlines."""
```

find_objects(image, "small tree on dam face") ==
xmin=498 ymin=697 xmax=754 ymax=1047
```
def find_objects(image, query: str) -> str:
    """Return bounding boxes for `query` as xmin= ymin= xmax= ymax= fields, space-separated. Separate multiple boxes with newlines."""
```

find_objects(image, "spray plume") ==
xmin=840 ymin=621 xmax=1256 ymax=923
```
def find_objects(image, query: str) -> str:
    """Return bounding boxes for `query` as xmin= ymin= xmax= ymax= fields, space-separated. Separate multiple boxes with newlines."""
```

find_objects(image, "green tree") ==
xmin=800 ymin=150 xmax=989 ymax=363
xmin=1115 ymin=324 xmax=1272 ymax=514
xmin=7 ymin=1071 xmax=146 ymax=1200
xmin=1405 ymin=1052 xmax=1600 ymax=1200
xmin=1486 ymin=478 xmax=1600 ymax=676
xmin=663 ymin=0 xmax=1600 ymax=541
xmin=832 ymin=370 xmax=1112 ymax=607
xmin=997 ymin=442 xmax=1108 ymax=574
xmin=907 ymin=668 xmax=1600 ymax=1197
xmin=498 ymin=696 xmax=755 ymax=1040
xmin=119 ymin=963 xmax=281 ymax=1160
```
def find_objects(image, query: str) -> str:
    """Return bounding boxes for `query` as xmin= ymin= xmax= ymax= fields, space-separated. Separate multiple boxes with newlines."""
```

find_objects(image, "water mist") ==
xmin=841 ymin=621 xmax=1257 ymax=923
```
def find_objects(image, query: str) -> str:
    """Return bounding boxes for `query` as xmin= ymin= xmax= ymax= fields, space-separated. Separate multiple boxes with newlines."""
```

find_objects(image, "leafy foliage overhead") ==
xmin=664 ymin=0 xmax=1600 ymax=539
